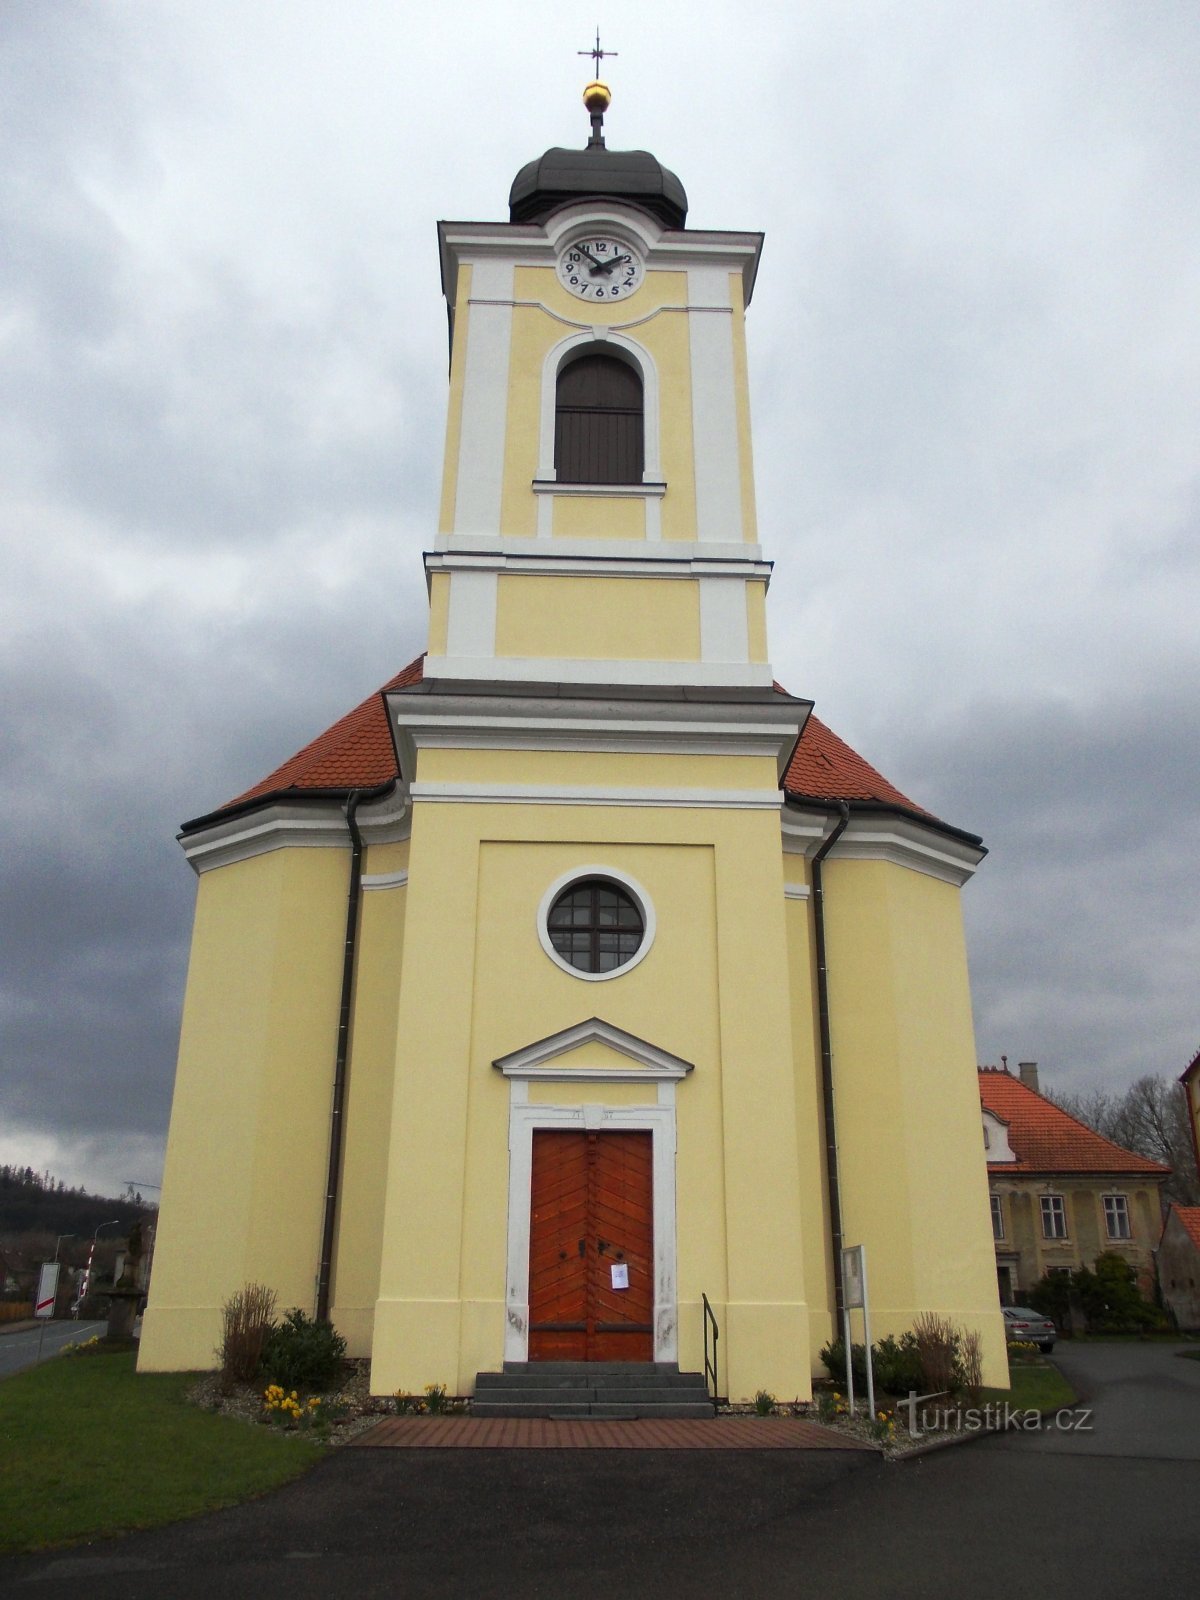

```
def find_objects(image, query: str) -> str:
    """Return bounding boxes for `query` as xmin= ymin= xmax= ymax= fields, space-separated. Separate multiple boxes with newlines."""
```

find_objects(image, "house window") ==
xmin=554 ymin=352 xmax=644 ymax=485
xmin=1103 ymin=1194 xmax=1131 ymax=1240
xmin=1041 ymin=1194 xmax=1068 ymax=1240
xmin=990 ymin=1194 xmax=1004 ymax=1240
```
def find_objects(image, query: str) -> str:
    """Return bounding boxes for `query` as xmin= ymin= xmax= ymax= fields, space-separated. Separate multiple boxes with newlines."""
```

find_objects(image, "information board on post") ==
xmin=840 ymin=1244 xmax=876 ymax=1420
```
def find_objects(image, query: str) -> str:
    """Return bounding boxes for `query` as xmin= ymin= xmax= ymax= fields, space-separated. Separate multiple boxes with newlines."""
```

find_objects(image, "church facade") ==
xmin=139 ymin=87 xmax=1007 ymax=1399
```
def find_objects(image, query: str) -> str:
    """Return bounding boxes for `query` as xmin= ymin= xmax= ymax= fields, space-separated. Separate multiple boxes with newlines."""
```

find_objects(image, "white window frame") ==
xmin=537 ymin=865 xmax=656 ymax=983
xmin=1103 ymin=1193 xmax=1132 ymax=1241
xmin=1040 ymin=1194 xmax=1068 ymax=1240
xmin=990 ymin=1193 xmax=1005 ymax=1241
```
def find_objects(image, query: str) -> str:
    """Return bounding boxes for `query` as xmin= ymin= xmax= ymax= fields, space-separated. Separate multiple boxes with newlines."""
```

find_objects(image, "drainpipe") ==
xmin=316 ymin=780 xmax=396 ymax=1324
xmin=811 ymin=801 xmax=851 ymax=1322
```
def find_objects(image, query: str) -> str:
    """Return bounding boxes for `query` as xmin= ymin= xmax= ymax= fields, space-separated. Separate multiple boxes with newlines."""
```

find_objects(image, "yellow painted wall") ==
xmin=328 ymin=841 xmax=410 ymax=1355
xmin=427 ymin=574 xmax=449 ymax=657
xmin=820 ymin=858 xmax=1009 ymax=1386
xmin=370 ymin=777 xmax=811 ymax=1402
xmin=417 ymin=746 xmax=779 ymax=791
xmin=746 ymin=581 xmax=768 ymax=663
xmin=139 ymin=846 xmax=350 ymax=1372
xmin=552 ymin=495 xmax=644 ymax=539
xmin=494 ymin=574 xmax=701 ymax=662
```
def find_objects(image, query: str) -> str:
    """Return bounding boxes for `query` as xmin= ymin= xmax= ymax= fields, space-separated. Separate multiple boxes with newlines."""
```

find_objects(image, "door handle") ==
xmin=578 ymin=1238 xmax=586 ymax=1257
xmin=597 ymin=1239 xmax=608 ymax=1255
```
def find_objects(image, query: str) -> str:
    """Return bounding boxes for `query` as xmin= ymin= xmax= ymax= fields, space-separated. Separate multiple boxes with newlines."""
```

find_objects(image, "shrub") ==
xmin=819 ymin=1338 xmax=867 ymax=1392
xmin=872 ymin=1333 xmax=924 ymax=1396
xmin=753 ymin=1389 xmax=776 ymax=1416
xmin=959 ymin=1327 xmax=984 ymax=1402
xmin=259 ymin=1309 xmax=346 ymax=1392
xmin=218 ymin=1282 xmax=277 ymax=1386
xmin=911 ymin=1312 xmax=962 ymax=1394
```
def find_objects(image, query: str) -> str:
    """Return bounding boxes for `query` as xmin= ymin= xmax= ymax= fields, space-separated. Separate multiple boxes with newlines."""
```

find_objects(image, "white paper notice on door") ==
xmin=610 ymin=1262 xmax=629 ymax=1290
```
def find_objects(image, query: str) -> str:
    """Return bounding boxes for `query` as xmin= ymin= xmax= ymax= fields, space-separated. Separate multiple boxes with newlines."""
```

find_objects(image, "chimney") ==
xmin=1018 ymin=1061 xmax=1039 ymax=1092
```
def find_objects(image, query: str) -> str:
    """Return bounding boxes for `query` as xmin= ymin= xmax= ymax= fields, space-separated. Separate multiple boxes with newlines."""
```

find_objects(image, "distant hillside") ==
xmin=0 ymin=1165 xmax=155 ymax=1240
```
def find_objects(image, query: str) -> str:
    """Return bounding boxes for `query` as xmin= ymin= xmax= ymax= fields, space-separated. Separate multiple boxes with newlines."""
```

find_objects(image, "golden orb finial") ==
xmin=583 ymin=80 xmax=611 ymax=114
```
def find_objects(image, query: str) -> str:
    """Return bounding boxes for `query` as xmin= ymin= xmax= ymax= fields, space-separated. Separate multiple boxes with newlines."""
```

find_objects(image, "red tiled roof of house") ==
xmin=1168 ymin=1206 xmax=1200 ymax=1251
xmin=978 ymin=1068 xmax=1170 ymax=1177
xmin=207 ymin=657 xmax=942 ymax=830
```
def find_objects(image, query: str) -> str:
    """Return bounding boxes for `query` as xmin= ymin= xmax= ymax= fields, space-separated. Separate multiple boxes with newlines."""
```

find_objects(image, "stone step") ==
xmin=471 ymin=1385 xmax=710 ymax=1407
xmin=470 ymin=1399 xmax=716 ymax=1420
xmin=475 ymin=1369 xmax=708 ymax=1392
xmin=470 ymin=1361 xmax=714 ymax=1418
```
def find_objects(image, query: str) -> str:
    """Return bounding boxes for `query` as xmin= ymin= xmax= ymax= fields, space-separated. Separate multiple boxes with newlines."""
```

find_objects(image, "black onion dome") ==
xmin=509 ymin=143 xmax=687 ymax=229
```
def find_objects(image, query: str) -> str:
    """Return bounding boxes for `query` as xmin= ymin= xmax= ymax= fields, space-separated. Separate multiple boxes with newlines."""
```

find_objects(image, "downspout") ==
xmin=811 ymin=800 xmax=851 ymax=1322
xmin=316 ymin=779 xmax=396 ymax=1324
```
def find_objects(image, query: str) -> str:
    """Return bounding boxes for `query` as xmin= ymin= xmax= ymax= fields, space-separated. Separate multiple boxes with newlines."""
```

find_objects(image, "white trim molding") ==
xmin=180 ymin=789 xmax=410 ymax=875
xmin=535 ymin=867 xmax=657 ymax=983
xmin=537 ymin=327 xmax=662 ymax=486
xmin=388 ymin=687 xmax=808 ymax=782
xmin=783 ymin=882 xmax=811 ymax=901
xmin=494 ymin=1014 xmax=691 ymax=1363
xmin=422 ymin=654 xmax=774 ymax=689
xmin=410 ymin=782 xmax=783 ymax=811
xmin=493 ymin=1017 xmax=695 ymax=1080
xmin=780 ymin=808 xmax=984 ymax=886
xmin=361 ymin=869 xmax=409 ymax=891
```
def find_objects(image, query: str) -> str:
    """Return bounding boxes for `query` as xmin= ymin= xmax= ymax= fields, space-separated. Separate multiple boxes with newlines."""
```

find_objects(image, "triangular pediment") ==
xmin=492 ymin=1018 xmax=694 ymax=1081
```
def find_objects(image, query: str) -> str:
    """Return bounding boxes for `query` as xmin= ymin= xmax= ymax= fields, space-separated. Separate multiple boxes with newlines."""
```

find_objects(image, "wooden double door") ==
xmin=528 ymin=1129 xmax=654 ymax=1362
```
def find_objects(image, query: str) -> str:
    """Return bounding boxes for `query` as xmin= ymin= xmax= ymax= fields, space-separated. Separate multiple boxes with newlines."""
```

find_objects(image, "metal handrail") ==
xmin=702 ymin=1293 xmax=723 ymax=1405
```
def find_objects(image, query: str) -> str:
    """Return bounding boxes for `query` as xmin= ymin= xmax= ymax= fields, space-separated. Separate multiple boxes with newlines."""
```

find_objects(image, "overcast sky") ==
xmin=2 ymin=1 xmax=1197 ymax=1197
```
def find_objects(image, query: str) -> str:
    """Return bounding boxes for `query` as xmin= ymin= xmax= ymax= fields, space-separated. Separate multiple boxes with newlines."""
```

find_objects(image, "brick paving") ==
xmin=352 ymin=1414 xmax=871 ymax=1450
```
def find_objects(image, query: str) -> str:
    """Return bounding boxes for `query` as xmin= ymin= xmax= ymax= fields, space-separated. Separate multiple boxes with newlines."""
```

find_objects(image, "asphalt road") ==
xmin=4 ymin=1340 xmax=1198 ymax=1598
xmin=0 ymin=1319 xmax=104 ymax=1377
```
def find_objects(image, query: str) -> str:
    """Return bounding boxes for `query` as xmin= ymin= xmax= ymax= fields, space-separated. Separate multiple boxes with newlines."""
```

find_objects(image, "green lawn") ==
xmin=0 ymin=1351 xmax=323 ymax=1554
xmin=980 ymin=1361 xmax=1077 ymax=1412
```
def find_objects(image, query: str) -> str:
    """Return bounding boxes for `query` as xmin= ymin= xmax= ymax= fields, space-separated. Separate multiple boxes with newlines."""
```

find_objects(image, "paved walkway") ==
xmin=353 ymin=1413 xmax=869 ymax=1449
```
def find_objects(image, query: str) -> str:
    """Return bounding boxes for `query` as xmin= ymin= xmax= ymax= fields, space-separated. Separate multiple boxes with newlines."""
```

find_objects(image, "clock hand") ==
xmin=576 ymin=245 xmax=605 ymax=269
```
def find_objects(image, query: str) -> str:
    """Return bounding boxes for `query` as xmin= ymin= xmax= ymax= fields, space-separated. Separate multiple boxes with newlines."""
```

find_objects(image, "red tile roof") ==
xmin=1168 ymin=1205 xmax=1200 ymax=1252
xmin=226 ymin=657 xmax=424 ymax=807
xmin=782 ymin=712 xmax=925 ymax=814
xmin=978 ymin=1068 xmax=1170 ymax=1177
xmin=203 ymin=657 xmax=947 ymax=833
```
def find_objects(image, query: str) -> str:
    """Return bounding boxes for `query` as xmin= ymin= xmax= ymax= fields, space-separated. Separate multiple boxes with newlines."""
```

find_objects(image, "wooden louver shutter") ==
xmin=554 ymin=354 xmax=644 ymax=486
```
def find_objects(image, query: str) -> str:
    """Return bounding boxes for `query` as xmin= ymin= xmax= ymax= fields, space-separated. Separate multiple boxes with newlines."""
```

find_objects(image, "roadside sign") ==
xmin=839 ymin=1244 xmax=876 ymax=1420
xmin=35 ymin=1262 xmax=59 ymax=1319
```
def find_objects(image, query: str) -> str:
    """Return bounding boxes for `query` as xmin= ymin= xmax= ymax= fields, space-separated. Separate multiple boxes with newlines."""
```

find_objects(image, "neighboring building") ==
xmin=1156 ymin=1205 xmax=1200 ymax=1331
xmin=1181 ymin=1047 xmax=1200 ymax=1176
xmin=139 ymin=82 xmax=1008 ymax=1399
xmin=980 ymin=1063 xmax=1169 ymax=1302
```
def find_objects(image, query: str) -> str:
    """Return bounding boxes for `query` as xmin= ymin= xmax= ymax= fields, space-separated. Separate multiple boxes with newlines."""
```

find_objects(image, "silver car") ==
xmin=1003 ymin=1305 xmax=1057 ymax=1352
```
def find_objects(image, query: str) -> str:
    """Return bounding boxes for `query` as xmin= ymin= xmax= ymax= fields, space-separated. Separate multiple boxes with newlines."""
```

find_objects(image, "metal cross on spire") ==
xmin=579 ymin=29 xmax=616 ymax=147
xmin=578 ymin=28 xmax=617 ymax=78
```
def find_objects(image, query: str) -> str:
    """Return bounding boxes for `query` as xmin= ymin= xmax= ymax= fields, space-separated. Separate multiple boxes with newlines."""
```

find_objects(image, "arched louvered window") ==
xmin=554 ymin=353 xmax=644 ymax=485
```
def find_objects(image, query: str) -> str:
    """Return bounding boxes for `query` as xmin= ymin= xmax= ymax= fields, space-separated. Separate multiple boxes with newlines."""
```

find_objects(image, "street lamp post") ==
xmin=53 ymin=1234 xmax=75 ymax=1262
xmin=75 ymin=1220 xmax=121 ymax=1319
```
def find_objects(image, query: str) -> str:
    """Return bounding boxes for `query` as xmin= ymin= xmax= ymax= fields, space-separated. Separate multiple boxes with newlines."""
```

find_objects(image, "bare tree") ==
xmin=1046 ymin=1075 xmax=1200 ymax=1206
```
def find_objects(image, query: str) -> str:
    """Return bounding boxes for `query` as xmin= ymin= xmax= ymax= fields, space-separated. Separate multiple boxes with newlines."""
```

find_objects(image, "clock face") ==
xmin=557 ymin=237 xmax=644 ymax=302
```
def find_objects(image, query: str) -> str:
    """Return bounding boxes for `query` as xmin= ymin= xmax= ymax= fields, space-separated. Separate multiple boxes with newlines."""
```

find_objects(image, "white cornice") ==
xmin=493 ymin=1016 xmax=695 ymax=1081
xmin=180 ymin=790 xmax=410 ymax=875
xmin=432 ymin=535 xmax=764 ymax=563
xmin=780 ymin=808 xmax=984 ymax=886
xmin=422 ymin=655 xmax=774 ymax=689
xmin=424 ymin=549 xmax=772 ymax=581
xmin=387 ymin=689 xmax=806 ymax=781
xmin=361 ymin=869 xmax=409 ymax=891
xmin=531 ymin=479 xmax=667 ymax=498
xmin=410 ymin=781 xmax=782 ymax=811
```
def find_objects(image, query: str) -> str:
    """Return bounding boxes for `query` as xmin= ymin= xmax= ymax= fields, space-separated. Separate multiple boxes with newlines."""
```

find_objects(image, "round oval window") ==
xmin=546 ymin=877 xmax=645 ymax=975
